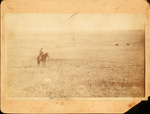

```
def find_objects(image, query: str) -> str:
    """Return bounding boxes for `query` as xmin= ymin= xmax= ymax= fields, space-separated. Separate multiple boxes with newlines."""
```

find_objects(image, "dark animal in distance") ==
xmin=115 ymin=43 xmax=119 ymax=46
xmin=37 ymin=52 xmax=49 ymax=67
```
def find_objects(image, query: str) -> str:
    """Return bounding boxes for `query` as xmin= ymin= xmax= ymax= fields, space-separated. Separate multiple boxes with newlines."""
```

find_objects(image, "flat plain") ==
xmin=6 ymin=30 xmax=145 ymax=98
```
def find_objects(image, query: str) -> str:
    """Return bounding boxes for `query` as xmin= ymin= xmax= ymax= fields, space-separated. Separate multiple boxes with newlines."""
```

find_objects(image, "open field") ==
xmin=6 ymin=30 xmax=145 ymax=98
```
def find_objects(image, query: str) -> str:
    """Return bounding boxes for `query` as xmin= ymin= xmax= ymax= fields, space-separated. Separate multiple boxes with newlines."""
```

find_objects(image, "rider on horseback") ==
xmin=39 ymin=48 xmax=44 ymax=60
xmin=37 ymin=48 xmax=49 ymax=67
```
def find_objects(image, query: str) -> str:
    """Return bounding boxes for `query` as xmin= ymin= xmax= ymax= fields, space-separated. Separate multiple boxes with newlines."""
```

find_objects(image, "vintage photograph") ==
xmin=5 ymin=13 xmax=145 ymax=98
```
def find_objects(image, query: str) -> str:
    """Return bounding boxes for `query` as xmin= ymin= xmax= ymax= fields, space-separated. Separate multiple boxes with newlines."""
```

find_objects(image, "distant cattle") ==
xmin=115 ymin=43 xmax=119 ymax=46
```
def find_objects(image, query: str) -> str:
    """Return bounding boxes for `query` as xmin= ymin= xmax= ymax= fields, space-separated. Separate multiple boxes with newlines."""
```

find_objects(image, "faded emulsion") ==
xmin=5 ymin=14 xmax=145 ymax=98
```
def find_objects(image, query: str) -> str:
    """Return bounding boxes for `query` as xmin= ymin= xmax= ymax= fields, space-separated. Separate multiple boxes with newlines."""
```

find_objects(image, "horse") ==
xmin=37 ymin=53 xmax=49 ymax=67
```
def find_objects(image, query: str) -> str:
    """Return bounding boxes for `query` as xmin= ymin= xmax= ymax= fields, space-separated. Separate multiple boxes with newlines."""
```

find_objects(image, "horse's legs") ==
xmin=41 ymin=61 xmax=46 ymax=67
xmin=37 ymin=63 xmax=40 ymax=67
xmin=37 ymin=63 xmax=39 ymax=67
xmin=42 ymin=61 xmax=44 ymax=68
xmin=42 ymin=62 xmax=45 ymax=67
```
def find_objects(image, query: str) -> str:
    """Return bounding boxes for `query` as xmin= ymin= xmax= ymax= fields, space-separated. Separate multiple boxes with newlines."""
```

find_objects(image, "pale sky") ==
xmin=5 ymin=13 xmax=145 ymax=60
xmin=5 ymin=13 xmax=145 ymax=33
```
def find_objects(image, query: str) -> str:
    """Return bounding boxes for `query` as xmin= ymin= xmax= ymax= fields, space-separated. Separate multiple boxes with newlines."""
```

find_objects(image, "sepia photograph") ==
xmin=5 ymin=13 xmax=145 ymax=99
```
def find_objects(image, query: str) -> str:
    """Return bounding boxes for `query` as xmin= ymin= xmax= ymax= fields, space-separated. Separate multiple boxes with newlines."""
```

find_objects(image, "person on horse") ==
xmin=39 ymin=48 xmax=44 ymax=60
xmin=37 ymin=48 xmax=49 ymax=67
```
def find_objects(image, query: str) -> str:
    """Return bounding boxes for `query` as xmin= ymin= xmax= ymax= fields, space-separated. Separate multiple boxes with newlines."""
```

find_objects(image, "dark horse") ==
xmin=37 ymin=53 xmax=49 ymax=67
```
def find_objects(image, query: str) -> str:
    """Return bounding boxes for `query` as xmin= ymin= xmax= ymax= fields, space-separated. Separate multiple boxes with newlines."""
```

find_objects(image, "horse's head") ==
xmin=46 ymin=53 xmax=49 ymax=58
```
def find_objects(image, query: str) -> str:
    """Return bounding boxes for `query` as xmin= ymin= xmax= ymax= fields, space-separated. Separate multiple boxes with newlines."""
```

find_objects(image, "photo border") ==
xmin=1 ymin=0 xmax=150 ymax=113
